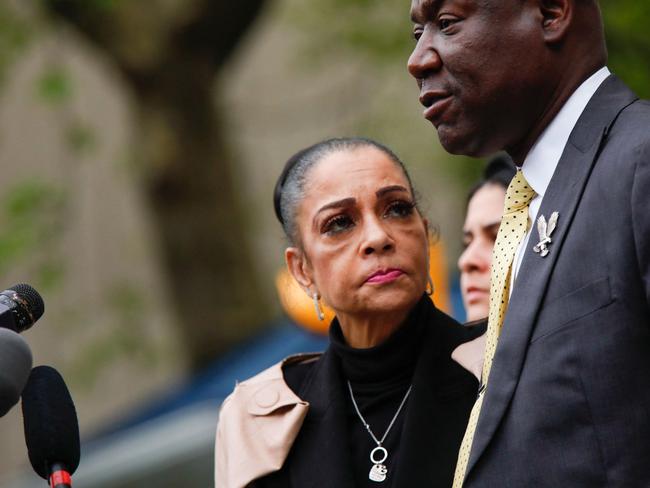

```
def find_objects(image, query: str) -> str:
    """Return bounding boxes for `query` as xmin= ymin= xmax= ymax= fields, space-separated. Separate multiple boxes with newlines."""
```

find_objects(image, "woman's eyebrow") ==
xmin=315 ymin=197 xmax=356 ymax=216
xmin=376 ymin=185 xmax=409 ymax=198
xmin=483 ymin=221 xmax=502 ymax=233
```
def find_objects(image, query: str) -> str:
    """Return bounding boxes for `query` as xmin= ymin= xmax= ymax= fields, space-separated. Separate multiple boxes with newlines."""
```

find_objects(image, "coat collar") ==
xmin=464 ymin=75 xmax=639 ymax=481
xmin=289 ymin=348 xmax=356 ymax=488
xmin=215 ymin=354 xmax=317 ymax=488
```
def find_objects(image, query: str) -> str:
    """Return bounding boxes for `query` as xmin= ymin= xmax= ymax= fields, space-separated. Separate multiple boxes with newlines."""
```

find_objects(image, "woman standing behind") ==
xmin=458 ymin=155 xmax=516 ymax=322
xmin=451 ymin=156 xmax=516 ymax=380
xmin=215 ymin=138 xmax=483 ymax=488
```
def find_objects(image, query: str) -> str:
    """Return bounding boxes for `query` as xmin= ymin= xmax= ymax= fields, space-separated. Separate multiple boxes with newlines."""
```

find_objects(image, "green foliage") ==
xmin=0 ymin=181 xmax=65 ymax=262
xmin=36 ymin=259 xmax=66 ymax=290
xmin=286 ymin=0 xmax=412 ymax=65
xmin=601 ymin=0 xmax=650 ymax=98
xmin=65 ymin=121 xmax=97 ymax=154
xmin=0 ymin=179 xmax=68 ymax=291
xmin=86 ymin=0 xmax=123 ymax=11
xmin=36 ymin=65 xmax=72 ymax=104
xmin=0 ymin=4 xmax=34 ymax=88
xmin=69 ymin=281 xmax=162 ymax=389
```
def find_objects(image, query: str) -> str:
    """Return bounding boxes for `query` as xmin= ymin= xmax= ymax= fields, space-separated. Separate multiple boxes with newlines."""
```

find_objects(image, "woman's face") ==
xmin=458 ymin=183 xmax=506 ymax=321
xmin=286 ymin=146 xmax=429 ymax=326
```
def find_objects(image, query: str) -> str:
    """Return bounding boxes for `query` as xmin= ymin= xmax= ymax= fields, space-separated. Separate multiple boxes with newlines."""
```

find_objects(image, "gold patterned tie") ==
xmin=452 ymin=170 xmax=536 ymax=487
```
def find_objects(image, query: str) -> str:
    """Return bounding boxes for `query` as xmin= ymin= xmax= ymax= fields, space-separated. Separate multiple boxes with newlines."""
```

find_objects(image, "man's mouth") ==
xmin=419 ymin=90 xmax=453 ymax=122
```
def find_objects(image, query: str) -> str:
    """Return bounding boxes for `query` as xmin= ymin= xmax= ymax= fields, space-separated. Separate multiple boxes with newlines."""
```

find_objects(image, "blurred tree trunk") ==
xmin=43 ymin=0 xmax=270 ymax=369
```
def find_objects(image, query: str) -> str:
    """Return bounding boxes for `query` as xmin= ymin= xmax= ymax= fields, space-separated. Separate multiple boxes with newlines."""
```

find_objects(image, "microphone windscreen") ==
xmin=10 ymin=283 xmax=45 ymax=323
xmin=21 ymin=366 xmax=80 ymax=479
xmin=0 ymin=329 xmax=33 ymax=416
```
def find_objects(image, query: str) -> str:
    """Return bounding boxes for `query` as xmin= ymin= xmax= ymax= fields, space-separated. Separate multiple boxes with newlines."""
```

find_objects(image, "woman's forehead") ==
xmin=306 ymin=146 xmax=410 ymax=193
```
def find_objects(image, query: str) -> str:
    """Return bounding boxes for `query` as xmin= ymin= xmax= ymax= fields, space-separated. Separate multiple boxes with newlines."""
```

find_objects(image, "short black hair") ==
xmin=467 ymin=153 xmax=517 ymax=203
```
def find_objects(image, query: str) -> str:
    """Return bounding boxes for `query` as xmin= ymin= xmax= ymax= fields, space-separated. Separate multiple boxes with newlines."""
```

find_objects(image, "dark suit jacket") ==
xmin=464 ymin=76 xmax=650 ymax=487
xmin=254 ymin=300 xmax=484 ymax=488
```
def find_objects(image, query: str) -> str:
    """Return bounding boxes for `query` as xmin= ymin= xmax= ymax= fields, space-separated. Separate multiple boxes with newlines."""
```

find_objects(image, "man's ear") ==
xmin=285 ymin=247 xmax=314 ymax=294
xmin=538 ymin=0 xmax=573 ymax=44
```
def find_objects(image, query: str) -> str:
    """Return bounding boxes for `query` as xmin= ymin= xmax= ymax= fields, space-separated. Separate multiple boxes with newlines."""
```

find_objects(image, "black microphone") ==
xmin=21 ymin=366 xmax=80 ymax=488
xmin=0 ymin=328 xmax=33 ymax=416
xmin=0 ymin=283 xmax=45 ymax=333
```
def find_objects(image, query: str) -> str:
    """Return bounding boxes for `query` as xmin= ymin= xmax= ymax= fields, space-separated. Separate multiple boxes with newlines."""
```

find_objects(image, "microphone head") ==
xmin=0 ymin=329 xmax=33 ymax=416
xmin=10 ymin=283 xmax=45 ymax=324
xmin=0 ymin=284 xmax=45 ymax=333
xmin=21 ymin=366 xmax=80 ymax=479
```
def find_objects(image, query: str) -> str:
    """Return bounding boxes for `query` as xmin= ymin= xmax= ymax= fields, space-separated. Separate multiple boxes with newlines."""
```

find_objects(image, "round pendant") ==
xmin=369 ymin=447 xmax=389 ymax=482
xmin=370 ymin=446 xmax=388 ymax=464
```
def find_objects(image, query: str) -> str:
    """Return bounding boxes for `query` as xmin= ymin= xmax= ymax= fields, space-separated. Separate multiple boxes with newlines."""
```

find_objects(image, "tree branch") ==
xmin=41 ymin=0 xmax=270 ymax=85
xmin=173 ymin=0 xmax=269 ymax=69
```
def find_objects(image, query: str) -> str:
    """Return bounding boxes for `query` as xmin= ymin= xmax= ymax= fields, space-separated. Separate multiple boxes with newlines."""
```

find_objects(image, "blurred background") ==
xmin=0 ymin=0 xmax=647 ymax=486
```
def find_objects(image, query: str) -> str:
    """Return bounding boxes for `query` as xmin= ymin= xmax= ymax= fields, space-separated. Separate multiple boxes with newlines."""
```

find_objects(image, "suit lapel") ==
xmin=289 ymin=349 xmax=355 ymax=488
xmin=465 ymin=75 xmax=638 ymax=479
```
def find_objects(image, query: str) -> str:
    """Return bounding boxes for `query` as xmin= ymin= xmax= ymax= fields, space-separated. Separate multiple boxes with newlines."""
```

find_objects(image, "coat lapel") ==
xmin=465 ymin=75 xmax=638 ymax=479
xmin=394 ymin=306 xmax=482 ymax=488
xmin=289 ymin=349 xmax=355 ymax=488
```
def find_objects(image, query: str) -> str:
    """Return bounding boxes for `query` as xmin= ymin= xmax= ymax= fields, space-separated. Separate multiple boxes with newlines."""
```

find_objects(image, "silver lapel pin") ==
xmin=533 ymin=211 xmax=559 ymax=257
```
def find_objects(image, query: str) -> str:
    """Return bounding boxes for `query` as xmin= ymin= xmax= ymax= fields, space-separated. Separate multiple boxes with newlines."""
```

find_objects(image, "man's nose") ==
xmin=407 ymin=33 xmax=442 ymax=81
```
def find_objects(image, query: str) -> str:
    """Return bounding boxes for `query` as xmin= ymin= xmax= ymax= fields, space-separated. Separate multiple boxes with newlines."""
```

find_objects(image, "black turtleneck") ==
xmin=329 ymin=301 xmax=426 ymax=488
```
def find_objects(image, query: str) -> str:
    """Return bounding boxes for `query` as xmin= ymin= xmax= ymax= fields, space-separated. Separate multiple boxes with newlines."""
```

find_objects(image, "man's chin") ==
xmin=437 ymin=127 xmax=494 ymax=158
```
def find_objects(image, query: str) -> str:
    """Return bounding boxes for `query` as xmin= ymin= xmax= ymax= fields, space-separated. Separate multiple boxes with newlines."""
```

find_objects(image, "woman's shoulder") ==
xmin=425 ymin=304 xmax=487 ymax=384
xmin=429 ymin=303 xmax=487 ymax=348
xmin=215 ymin=353 xmax=322 ymax=488
xmin=218 ymin=352 xmax=321 ymax=424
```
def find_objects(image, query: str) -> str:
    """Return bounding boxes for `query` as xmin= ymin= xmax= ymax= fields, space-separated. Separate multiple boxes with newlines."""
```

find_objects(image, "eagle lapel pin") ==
xmin=533 ymin=211 xmax=559 ymax=257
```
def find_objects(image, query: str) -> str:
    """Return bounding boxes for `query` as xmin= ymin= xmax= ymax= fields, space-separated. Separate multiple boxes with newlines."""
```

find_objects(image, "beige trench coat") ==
xmin=214 ymin=342 xmax=482 ymax=488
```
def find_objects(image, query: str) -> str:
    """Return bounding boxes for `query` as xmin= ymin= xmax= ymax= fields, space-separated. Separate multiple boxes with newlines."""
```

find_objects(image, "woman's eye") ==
xmin=385 ymin=201 xmax=415 ymax=219
xmin=322 ymin=215 xmax=354 ymax=235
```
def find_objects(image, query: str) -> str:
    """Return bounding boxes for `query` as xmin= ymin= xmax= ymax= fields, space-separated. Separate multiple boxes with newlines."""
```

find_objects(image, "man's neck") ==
xmin=507 ymin=65 xmax=607 ymax=165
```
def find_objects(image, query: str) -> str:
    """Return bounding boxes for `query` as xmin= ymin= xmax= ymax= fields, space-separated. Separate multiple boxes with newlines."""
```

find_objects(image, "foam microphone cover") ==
xmin=21 ymin=366 xmax=80 ymax=480
xmin=0 ymin=328 xmax=33 ymax=416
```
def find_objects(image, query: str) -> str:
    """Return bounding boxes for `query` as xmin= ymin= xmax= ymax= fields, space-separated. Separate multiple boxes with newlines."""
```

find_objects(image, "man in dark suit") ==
xmin=408 ymin=0 xmax=650 ymax=486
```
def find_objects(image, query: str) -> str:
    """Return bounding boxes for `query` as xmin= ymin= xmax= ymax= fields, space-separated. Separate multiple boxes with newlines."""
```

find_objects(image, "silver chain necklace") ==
xmin=346 ymin=380 xmax=413 ymax=483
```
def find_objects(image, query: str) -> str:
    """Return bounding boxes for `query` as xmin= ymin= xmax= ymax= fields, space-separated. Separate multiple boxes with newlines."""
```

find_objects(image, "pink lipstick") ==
xmin=366 ymin=269 xmax=405 ymax=284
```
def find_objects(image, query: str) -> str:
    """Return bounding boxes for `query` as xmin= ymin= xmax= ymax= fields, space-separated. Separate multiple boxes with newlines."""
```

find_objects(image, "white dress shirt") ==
xmin=510 ymin=66 xmax=611 ymax=288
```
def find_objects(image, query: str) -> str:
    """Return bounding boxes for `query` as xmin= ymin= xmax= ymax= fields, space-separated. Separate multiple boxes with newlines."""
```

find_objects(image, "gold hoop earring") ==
xmin=426 ymin=275 xmax=434 ymax=296
xmin=312 ymin=292 xmax=324 ymax=321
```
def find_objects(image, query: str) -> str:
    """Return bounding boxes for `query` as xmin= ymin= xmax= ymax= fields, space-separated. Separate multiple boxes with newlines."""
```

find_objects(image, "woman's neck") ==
xmin=337 ymin=309 xmax=410 ymax=349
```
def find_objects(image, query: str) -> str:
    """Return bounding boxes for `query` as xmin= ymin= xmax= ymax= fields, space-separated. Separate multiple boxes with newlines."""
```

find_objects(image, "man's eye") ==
xmin=385 ymin=201 xmax=415 ymax=219
xmin=439 ymin=17 xmax=458 ymax=31
xmin=323 ymin=215 xmax=354 ymax=235
xmin=413 ymin=29 xmax=423 ymax=41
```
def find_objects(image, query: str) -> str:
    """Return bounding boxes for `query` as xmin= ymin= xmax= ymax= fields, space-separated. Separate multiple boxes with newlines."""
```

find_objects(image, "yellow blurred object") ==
xmin=428 ymin=240 xmax=452 ymax=315
xmin=275 ymin=269 xmax=336 ymax=334
xmin=275 ymin=240 xmax=452 ymax=335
